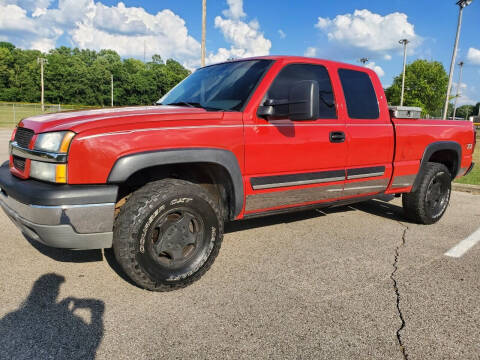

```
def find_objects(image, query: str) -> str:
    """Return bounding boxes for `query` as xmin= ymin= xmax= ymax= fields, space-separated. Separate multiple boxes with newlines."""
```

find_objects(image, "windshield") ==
xmin=159 ymin=60 xmax=273 ymax=111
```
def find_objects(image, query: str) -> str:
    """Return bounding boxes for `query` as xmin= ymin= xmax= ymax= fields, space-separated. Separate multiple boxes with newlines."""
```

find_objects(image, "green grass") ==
xmin=455 ymin=139 xmax=480 ymax=186
xmin=0 ymin=102 xmax=94 ymax=127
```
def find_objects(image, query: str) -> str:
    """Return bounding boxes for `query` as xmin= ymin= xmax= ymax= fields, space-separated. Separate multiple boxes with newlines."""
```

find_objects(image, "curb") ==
xmin=452 ymin=183 xmax=480 ymax=195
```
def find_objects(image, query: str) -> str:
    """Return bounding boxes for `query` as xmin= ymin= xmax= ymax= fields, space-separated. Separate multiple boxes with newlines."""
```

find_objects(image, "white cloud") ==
xmin=1 ymin=0 xmax=52 ymax=12
xmin=304 ymin=47 xmax=317 ymax=57
xmin=208 ymin=0 xmax=271 ymax=64
xmin=0 ymin=3 xmax=62 ymax=51
xmin=457 ymin=95 xmax=476 ymax=107
xmin=222 ymin=0 xmax=246 ymax=20
xmin=315 ymin=9 xmax=420 ymax=55
xmin=452 ymin=82 xmax=478 ymax=107
xmin=72 ymin=3 xmax=200 ymax=63
xmin=0 ymin=0 xmax=202 ymax=67
xmin=278 ymin=29 xmax=286 ymax=39
xmin=467 ymin=47 xmax=480 ymax=65
xmin=383 ymin=54 xmax=392 ymax=60
xmin=365 ymin=61 xmax=385 ymax=77
xmin=1 ymin=0 xmax=272 ymax=68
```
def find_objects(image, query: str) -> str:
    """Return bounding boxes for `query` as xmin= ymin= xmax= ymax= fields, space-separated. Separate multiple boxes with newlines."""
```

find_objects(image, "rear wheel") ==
xmin=402 ymin=162 xmax=451 ymax=224
xmin=113 ymin=179 xmax=223 ymax=291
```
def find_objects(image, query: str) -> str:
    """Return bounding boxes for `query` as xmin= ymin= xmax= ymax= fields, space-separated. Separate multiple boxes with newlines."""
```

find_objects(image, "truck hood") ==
xmin=18 ymin=106 xmax=222 ymax=134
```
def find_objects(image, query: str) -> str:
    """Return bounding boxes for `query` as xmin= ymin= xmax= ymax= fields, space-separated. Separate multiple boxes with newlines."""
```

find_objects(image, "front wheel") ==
xmin=402 ymin=162 xmax=451 ymax=224
xmin=113 ymin=179 xmax=224 ymax=291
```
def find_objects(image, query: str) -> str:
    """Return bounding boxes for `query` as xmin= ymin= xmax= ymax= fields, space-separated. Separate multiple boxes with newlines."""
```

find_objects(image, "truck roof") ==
xmin=204 ymin=55 xmax=372 ymax=74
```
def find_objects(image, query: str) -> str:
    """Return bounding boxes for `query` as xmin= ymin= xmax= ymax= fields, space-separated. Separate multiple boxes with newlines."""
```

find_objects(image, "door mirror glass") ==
xmin=257 ymin=80 xmax=320 ymax=120
xmin=288 ymin=80 xmax=319 ymax=120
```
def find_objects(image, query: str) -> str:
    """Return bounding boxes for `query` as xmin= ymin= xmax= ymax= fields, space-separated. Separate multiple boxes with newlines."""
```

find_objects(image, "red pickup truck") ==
xmin=0 ymin=56 xmax=475 ymax=291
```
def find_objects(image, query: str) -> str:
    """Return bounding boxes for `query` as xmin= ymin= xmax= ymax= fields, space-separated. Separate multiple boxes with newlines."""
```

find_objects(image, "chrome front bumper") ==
xmin=0 ymin=163 xmax=118 ymax=250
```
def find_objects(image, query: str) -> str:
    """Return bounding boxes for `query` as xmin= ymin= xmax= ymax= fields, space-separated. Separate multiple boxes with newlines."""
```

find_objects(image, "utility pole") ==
xmin=452 ymin=61 xmax=464 ymax=119
xmin=37 ymin=57 xmax=48 ymax=112
xmin=399 ymin=39 xmax=410 ymax=106
xmin=359 ymin=57 xmax=369 ymax=65
xmin=111 ymin=74 xmax=114 ymax=107
xmin=442 ymin=0 xmax=474 ymax=120
xmin=201 ymin=0 xmax=206 ymax=67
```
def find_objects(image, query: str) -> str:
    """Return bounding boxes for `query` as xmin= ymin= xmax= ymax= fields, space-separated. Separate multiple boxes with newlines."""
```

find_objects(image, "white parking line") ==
xmin=445 ymin=226 xmax=480 ymax=258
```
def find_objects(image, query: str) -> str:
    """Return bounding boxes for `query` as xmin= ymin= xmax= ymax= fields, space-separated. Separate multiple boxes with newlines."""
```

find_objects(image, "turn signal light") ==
xmin=55 ymin=164 xmax=67 ymax=183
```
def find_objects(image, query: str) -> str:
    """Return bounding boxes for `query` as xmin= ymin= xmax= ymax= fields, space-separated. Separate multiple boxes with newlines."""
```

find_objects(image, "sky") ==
xmin=0 ymin=0 xmax=479 ymax=106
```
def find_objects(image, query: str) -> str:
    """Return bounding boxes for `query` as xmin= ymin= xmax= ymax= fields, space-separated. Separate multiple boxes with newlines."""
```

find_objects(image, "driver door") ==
xmin=243 ymin=62 xmax=347 ymax=214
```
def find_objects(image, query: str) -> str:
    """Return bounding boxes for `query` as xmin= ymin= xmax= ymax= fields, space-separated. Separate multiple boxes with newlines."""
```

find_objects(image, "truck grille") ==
xmin=14 ymin=127 xmax=34 ymax=148
xmin=13 ymin=156 xmax=26 ymax=171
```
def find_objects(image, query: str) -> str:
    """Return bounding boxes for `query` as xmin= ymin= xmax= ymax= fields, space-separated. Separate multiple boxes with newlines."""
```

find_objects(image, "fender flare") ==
xmin=411 ymin=141 xmax=462 ymax=192
xmin=107 ymin=148 xmax=244 ymax=218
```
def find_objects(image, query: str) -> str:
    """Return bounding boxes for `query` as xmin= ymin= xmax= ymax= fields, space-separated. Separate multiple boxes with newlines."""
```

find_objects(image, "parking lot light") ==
xmin=443 ymin=0 xmax=474 ymax=119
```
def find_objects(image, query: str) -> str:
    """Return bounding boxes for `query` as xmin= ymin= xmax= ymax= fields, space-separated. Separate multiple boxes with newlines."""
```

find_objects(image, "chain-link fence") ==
xmin=0 ymin=102 xmax=96 ymax=127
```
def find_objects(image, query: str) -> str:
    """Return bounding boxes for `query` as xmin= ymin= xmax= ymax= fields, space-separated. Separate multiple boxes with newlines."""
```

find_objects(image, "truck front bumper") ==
xmin=0 ymin=162 xmax=118 ymax=250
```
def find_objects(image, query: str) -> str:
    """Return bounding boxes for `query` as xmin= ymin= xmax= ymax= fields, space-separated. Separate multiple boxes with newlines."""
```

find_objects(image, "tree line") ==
xmin=0 ymin=42 xmax=190 ymax=106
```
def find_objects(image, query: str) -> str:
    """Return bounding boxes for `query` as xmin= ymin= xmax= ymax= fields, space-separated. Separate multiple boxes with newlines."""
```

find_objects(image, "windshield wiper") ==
xmin=165 ymin=102 xmax=225 ymax=112
xmin=165 ymin=102 xmax=201 ymax=108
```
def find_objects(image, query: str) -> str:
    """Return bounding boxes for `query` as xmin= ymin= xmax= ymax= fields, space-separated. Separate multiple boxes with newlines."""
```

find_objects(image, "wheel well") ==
xmin=115 ymin=162 xmax=235 ymax=220
xmin=428 ymin=149 xmax=458 ymax=178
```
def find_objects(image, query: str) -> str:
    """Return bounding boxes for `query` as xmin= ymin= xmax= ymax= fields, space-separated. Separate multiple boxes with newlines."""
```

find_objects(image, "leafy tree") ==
xmin=455 ymin=105 xmax=476 ymax=119
xmin=474 ymin=102 xmax=480 ymax=117
xmin=0 ymin=44 xmax=191 ymax=106
xmin=385 ymin=60 xmax=449 ymax=117
xmin=0 ymin=42 xmax=15 ymax=51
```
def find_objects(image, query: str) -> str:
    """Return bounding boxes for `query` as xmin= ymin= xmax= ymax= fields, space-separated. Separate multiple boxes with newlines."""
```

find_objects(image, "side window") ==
xmin=267 ymin=64 xmax=337 ymax=119
xmin=338 ymin=69 xmax=379 ymax=119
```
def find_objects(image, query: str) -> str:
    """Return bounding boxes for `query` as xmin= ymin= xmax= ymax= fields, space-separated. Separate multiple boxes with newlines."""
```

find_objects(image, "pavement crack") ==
xmin=391 ymin=221 xmax=409 ymax=360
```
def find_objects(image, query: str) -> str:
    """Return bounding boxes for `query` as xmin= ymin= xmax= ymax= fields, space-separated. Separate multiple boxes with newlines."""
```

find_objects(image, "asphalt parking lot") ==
xmin=0 ymin=129 xmax=479 ymax=359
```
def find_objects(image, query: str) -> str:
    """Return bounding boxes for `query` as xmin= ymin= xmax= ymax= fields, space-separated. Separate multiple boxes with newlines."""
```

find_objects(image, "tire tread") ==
xmin=113 ymin=178 xmax=224 ymax=291
xmin=402 ymin=162 xmax=451 ymax=225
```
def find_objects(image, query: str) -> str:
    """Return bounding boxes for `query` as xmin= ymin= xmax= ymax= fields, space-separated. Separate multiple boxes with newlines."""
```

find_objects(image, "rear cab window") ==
xmin=338 ymin=69 xmax=379 ymax=119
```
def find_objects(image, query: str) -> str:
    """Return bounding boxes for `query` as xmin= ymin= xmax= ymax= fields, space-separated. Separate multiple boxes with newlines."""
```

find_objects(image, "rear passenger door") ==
xmin=337 ymin=69 xmax=394 ymax=198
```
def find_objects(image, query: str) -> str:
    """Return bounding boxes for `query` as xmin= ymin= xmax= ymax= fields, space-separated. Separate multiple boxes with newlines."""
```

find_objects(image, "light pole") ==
xmin=399 ymin=39 xmax=410 ymax=106
xmin=37 ymin=57 xmax=48 ymax=112
xmin=442 ymin=0 xmax=474 ymax=120
xmin=201 ymin=0 xmax=206 ymax=67
xmin=111 ymin=74 xmax=114 ymax=107
xmin=452 ymin=61 xmax=464 ymax=119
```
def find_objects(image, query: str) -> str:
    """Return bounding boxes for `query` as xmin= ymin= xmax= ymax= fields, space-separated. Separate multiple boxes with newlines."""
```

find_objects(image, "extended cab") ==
xmin=0 ymin=56 xmax=476 ymax=290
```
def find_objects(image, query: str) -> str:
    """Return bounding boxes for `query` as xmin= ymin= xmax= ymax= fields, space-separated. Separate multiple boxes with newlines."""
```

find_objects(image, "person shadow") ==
xmin=0 ymin=273 xmax=105 ymax=360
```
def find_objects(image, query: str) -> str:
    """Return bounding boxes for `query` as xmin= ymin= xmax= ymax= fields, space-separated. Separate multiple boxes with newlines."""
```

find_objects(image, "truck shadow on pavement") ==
xmin=0 ymin=273 xmax=104 ymax=360
xmin=349 ymin=196 xmax=407 ymax=222
xmin=226 ymin=195 xmax=409 ymax=234
xmin=25 ymin=236 xmax=103 ymax=263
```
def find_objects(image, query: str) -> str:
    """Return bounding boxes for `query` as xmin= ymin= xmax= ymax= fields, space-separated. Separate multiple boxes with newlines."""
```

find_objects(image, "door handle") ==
xmin=329 ymin=131 xmax=345 ymax=143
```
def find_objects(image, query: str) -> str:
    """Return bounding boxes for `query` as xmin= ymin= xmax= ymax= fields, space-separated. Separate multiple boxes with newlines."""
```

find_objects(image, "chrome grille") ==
xmin=14 ymin=127 xmax=34 ymax=148
xmin=13 ymin=156 xmax=26 ymax=171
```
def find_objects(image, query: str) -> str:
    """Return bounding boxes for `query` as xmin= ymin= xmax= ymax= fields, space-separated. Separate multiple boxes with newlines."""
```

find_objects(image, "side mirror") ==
xmin=257 ymin=80 xmax=319 ymax=120
xmin=288 ymin=80 xmax=319 ymax=121
xmin=257 ymin=100 xmax=275 ymax=117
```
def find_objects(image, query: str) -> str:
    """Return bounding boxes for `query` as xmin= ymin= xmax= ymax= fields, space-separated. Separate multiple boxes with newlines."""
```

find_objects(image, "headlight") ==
xmin=34 ymin=131 xmax=75 ymax=153
xmin=29 ymin=131 xmax=74 ymax=183
xmin=30 ymin=161 xmax=67 ymax=183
